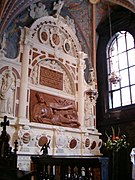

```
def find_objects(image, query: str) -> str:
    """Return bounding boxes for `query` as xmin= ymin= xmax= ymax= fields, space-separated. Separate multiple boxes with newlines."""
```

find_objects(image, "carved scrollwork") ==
xmin=31 ymin=65 xmax=39 ymax=85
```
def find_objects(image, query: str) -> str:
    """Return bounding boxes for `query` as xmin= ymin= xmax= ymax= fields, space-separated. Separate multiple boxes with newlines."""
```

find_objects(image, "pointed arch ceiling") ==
xmin=0 ymin=0 xmax=134 ymax=37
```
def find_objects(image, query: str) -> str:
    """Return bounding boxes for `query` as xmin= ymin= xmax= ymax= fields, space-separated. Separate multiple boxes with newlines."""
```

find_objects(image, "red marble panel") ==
xmin=29 ymin=90 xmax=80 ymax=128
xmin=40 ymin=66 xmax=63 ymax=90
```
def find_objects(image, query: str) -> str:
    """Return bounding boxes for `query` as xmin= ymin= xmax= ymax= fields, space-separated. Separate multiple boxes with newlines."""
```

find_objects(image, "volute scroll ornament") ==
xmin=31 ymin=65 xmax=39 ymax=85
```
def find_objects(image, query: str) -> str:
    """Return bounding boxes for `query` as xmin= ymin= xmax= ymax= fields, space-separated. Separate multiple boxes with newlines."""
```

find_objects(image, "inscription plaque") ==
xmin=40 ymin=66 xmax=63 ymax=90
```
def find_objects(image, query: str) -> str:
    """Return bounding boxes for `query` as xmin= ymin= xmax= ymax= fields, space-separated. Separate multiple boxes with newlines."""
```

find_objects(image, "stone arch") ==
xmin=105 ymin=0 xmax=135 ymax=13
xmin=29 ymin=15 xmax=81 ymax=58
xmin=30 ymin=58 xmax=76 ymax=96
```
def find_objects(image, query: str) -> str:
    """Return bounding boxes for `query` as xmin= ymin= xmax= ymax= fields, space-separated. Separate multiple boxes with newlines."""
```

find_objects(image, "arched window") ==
xmin=96 ymin=7 xmax=135 ymax=122
xmin=107 ymin=31 xmax=135 ymax=109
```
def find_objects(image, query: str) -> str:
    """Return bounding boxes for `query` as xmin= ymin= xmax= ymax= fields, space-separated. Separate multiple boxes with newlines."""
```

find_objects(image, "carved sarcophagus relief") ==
xmin=30 ymin=90 xmax=80 ymax=128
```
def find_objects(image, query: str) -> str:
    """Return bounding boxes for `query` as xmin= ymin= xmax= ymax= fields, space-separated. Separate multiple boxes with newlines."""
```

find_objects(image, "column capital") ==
xmin=89 ymin=0 xmax=100 ymax=4
xmin=78 ymin=51 xmax=87 ymax=60
xmin=24 ymin=39 xmax=33 ymax=47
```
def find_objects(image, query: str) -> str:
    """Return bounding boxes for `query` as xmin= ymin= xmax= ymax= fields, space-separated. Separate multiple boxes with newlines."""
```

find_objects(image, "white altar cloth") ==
xmin=131 ymin=148 xmax=135 ymax=179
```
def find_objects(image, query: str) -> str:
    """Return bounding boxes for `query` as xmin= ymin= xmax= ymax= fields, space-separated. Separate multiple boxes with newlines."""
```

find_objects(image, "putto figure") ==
xmin=29 ymin=2 xmax=48 ymax=19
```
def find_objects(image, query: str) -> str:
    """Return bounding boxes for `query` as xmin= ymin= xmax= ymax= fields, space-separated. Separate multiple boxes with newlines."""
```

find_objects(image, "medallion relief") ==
xmin=50 ymin=27 xmax=61 ymax=48
xmin=68 ymin=137 xmax=79 ymax=150
xmin=63 ymin=39 xmax=71 ymax=54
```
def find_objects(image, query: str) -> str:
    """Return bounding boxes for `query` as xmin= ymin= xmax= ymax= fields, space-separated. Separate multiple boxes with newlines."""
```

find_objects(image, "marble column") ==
xmin=18 ymin=28 xmax=32 ymax=123
xmin=78 ymin=52 xmax=87 ymax=127
xmin=89 ymin=0 xmax=100 ymax=129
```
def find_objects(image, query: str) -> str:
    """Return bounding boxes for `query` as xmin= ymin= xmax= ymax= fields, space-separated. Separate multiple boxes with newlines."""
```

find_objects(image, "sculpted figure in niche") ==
xmin=84 ymin=94 xmax=92 ymax=127
xmin=88 ymin=68 xmax=95 ymax=85
xmin=0 ymin=70 xmax=15 ymax=114
xmin=31 ymin=92 xmax=80 ymax=128
xmin=31 ymin=65 xmax=39 ymax=84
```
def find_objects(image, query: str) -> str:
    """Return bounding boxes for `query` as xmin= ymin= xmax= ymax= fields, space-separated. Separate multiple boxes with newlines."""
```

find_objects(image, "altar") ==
xmin=131 ymin=148 xmax=135 ymax=179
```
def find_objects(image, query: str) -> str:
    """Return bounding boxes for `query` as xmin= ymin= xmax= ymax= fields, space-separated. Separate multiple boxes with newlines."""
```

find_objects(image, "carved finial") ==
xmin=1 ymin=116 xmax=9 ymax=132
xmin=89 ymin=0 xmax=100 ymax=4
xmin=14 ymin=140 xmax=18 ymax=154
xmin=53 ymin=0 xmax=64 ymax=17
xmin=29 ymin=2 xmax=48 ymax=19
